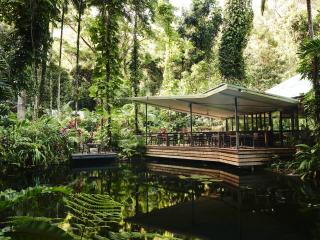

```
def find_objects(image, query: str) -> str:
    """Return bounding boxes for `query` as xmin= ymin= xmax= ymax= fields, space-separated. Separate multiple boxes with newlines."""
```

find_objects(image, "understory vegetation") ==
xmin=1 ymin=0 xmax=320 ymax=239
xmin=0 ymin=0 xmax=319 ymax=190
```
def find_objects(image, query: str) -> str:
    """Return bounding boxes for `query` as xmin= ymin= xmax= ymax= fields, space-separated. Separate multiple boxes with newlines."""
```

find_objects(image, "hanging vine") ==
xmin=218 ymin=0 xmax=253 ymax=83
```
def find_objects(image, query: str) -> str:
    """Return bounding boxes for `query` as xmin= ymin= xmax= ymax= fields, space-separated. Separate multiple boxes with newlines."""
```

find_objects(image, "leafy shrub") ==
xmin=271 ymin=144 xmax=320 ymax=179
xmin=295 ymin=143 xmax=320 ymax=178
xmin=0 ymin=116 xmax=77 ymax=167
xmin=118 ymin=134 xmax=145 ymax=159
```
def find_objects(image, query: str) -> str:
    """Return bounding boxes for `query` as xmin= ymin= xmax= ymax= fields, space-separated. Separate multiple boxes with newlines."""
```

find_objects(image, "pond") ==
xmin=1 ymin=158 xmax=320 ymax=240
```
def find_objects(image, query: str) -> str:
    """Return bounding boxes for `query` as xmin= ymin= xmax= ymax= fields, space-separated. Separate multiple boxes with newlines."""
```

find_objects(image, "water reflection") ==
xmin=1 ymin=160 xmax=320 ymax=240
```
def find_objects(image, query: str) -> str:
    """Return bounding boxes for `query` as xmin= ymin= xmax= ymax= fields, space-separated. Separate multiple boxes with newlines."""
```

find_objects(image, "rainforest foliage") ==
xmin=0 ymin=0 xmax=319 ymax=174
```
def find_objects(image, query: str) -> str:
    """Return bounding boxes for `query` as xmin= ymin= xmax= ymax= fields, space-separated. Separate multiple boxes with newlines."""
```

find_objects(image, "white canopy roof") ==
xmin=130 ymin=84 xmax=299 ymax=119
xmin=266 ymin=74 xmax=312 ymax=98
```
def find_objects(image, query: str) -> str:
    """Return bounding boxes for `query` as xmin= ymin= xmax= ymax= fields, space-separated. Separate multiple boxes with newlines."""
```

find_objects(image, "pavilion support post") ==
xmin=226 ymin=118 xmax=229 ymax=132
xmin=189 ymin=103 xmax=193 ymax=146
xmin=243 ymin=115 xmax=246 ymax=131
xmin=145 ymin=104 xmax=148 ymax=145
xmin=255 ymin=114 xmax=258 ymax=131
xmin=231 ymin=118 xmax=234 ymax=131
xmin=268 ymin=112 xmax=273 ymax=146
xmin=263 ymin=113 xmax=266 ymax=130
xmin=259 ymin=113 xmax=263 ymax=130
xmin=251 ymin=113 xmax=254 ymax=131
xmin=279 ymin=111 xmax=283 ymax=147
xmin=234 ymin=97 xmax=239 ymax=149
xmin=294 ymin=107 xmax=299 ymax=140
xmin=291 ymin=111 xmax=295 ymax=133
xmin=268 ymin=112 xmax=273 ymax=130
xmin=295 ymin=108 xmax=299 ymax=131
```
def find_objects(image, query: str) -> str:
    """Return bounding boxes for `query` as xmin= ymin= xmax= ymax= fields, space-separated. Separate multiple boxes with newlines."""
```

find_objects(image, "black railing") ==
xmin=146 ymin=130 xmax=303 ymax=148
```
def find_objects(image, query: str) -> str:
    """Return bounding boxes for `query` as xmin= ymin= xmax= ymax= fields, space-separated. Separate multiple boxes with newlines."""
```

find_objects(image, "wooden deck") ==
xmin=145 ymin=146 xmax=295 ymax=167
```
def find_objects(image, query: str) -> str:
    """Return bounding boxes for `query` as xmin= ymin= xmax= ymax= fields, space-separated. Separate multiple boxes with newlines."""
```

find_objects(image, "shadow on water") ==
xmin=2 ymin=157 xmax=320 ymax=240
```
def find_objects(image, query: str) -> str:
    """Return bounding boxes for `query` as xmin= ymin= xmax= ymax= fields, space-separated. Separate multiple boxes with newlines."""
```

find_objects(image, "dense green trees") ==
xmin=0 ymin=0 xmax=319 ymax=152
xmin=129 ymin=0 xmax=156 ymax=133
xmin=1 ymin=0 xmax=307 ymax=112
xmin=179 ymin=0 xmax=222 ymax=81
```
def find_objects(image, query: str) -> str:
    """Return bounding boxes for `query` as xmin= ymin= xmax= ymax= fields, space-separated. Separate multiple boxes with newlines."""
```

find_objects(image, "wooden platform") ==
xmin=145 ymin=146 xmax=295 ymax=167
xmin=71 ymin=152 xmax=117 ymax=160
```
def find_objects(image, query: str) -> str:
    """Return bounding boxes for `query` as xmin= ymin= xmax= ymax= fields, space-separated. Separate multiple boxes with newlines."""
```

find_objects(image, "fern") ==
xmin=109 ymin=231 xmax=181 ymax=240
xmin=64 ymin=193 xmax=122 ymax=238
xmin=2 ymin=216 xmax=74 ymax=240
xmin=0 ymin=186 xmax=72 ymax=210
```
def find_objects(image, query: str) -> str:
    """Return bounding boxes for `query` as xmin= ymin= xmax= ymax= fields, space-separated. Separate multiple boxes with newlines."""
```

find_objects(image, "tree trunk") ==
xmin=39 ymin=47 xmax=48 ymax=113
xmin=75 ymin=0 xmax=82 ymax=115
xmin=104 ymin=8 xmax=112 ymax=148
xmin=57 ymin=0 xmax=66 ymax=113
xmin=49 ymin=69 xmax=53 ymax=115
xmin=33 ymin=65 xmax=39 ymax=120
xmin=306 ymin=0 xmax=320 ymax=124
xmin=17 ymin=90 xmax=27 ymax=120
xmin=39 ymin=17 xmax=52 ymax=115
xmin=132 ymin=10 xmax=139 ymax=134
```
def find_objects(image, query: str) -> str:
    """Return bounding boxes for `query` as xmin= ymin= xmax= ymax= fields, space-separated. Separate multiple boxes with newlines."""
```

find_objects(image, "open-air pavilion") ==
xmin=130 ymin=84 xmax=304 ymax=166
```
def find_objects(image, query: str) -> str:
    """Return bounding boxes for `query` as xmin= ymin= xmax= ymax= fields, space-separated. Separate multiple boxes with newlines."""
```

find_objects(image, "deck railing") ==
xmin=146 ymin=130 xmax=303 ymax=148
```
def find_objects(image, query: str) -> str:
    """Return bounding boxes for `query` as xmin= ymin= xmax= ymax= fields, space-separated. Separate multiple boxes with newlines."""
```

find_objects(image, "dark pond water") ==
xmin=1 ymin=158 xmax=320 ymax=240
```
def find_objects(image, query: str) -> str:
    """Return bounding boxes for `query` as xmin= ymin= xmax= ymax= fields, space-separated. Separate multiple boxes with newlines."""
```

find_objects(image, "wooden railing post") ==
xmin=279 ymin=111 xmax=283 ymax=147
